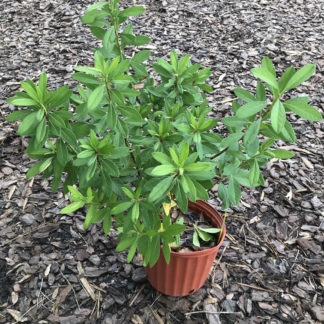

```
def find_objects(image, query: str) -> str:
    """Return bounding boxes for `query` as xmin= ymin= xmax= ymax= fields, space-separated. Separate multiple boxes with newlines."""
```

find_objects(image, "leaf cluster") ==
xmin=7 ymin=0 xmax=322 ymax=266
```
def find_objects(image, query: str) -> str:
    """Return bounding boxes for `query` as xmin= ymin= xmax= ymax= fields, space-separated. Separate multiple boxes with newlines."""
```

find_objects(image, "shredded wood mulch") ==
xmin=0 ymin=0 xmax=323 ymax=323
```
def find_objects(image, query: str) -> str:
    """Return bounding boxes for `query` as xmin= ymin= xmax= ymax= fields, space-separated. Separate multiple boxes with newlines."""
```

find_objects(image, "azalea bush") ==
xmin=6 ymin=0 xmax=322 ymax=267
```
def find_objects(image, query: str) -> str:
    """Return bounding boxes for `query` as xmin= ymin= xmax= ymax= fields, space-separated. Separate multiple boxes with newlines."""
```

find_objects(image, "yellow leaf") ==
xmin=162 ymin=199 xmax=177 ymax=216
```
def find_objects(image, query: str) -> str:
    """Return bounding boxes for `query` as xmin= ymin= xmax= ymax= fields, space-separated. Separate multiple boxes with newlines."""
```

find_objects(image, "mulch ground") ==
xmin=0 ymin=0 xmax=323 ymax=323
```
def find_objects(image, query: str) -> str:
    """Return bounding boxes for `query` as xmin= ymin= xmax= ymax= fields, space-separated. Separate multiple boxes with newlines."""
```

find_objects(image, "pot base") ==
xmin=145 ymin=200 xmax=226 ymax=296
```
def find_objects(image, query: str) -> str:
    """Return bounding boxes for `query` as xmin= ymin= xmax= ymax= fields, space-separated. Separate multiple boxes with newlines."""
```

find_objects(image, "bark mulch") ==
xmin=0 ymin=0 xmax=323 ymax=323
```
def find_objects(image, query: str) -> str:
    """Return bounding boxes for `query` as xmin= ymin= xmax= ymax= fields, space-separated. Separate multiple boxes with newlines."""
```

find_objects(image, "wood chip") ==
xmin=7 ymin=309 xmax=28 ymax=322
xmin=52 ymin=285 xmax=73 ymax=314
xmin=80 ymin=277 xmax=96 ymax=301
xmin=8 ymin=185 xmax=16 ymax=200
xmin=301 ymin=157 xmax=314 ymax=169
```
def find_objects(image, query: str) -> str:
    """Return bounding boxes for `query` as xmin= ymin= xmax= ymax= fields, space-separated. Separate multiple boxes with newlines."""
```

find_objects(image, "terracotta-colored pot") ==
xmin=145 ymin=200 xmax=226 ymax=296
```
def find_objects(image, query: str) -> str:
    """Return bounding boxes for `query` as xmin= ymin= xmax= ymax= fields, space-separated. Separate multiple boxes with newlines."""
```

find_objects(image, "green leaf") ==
xmin=218 ymin=183 xmax=230 ymax=210
xmin=198 ymin=227 xmax=221 ymax=234
xmin=244 ymin=120 xmax=261 ymax=146
xmin=170 ymin=50 xmax=178 ymax=72
xmin=149 ymin=235 xmax=161 ymax=267
xmin=222 ymin=116 xmax=248 ymax=128
xmin=152 ymin=64 xmax=173 ymax=78
xmin=120 ymin=6 xmax=145 ymax=17
xmin=261 ymin=57 xmax=276 ymax=77
xmin=119 ymin=106 xmax=144 ymax=125
xmin=130 ymin=61 xmax=147 ymax=76
xmin=90 ymin=26 xmax=106 ymax=40
xmin=131 ymin=202 xmax=139 ymax=222
xmin=165 ymin=223 xmax=186 ymax=236
xmin=199 ymin=84 xmax=213 ymax=92
xmin=197 ymin=229 xmax=213 ymax=242
xmin=132 ymin=50 xmax=151 ymax=63
xmin=284 ymin=99 xmax=322 ymax=122
xmin=280 ymin=120 xmax=297 ymax=142
xmin=268 ymin=149 xmax=294 ymax=159
xmin=175 ymin=182 xmax=188 ymax=213
xmin=17 ymin=111 xmax=39 ymax=135
xmin=110 ymin=147 xmax=129 ymax=159
xmin=283 ymin=64 xmax=315 ymax=92
xmin=169 ymin=148 xmax=179 ymax=165
xmin=48 ymin=86 xmax=71 ymax=108
xmin=228 ymin=177 xmax=241 ymax=205
xmin=251 ymin=67 xmax=278 ymax=90
xmin=88 ymin=85 xmax=105 ymax=111
xmin=192 ymin=179 xmax=209 ymax=200
xmin=178 ymin=54 xmax=190 ymax=72
xmin=77 ymin=150 xmax=94 ymax=159
xmin=101 ymin=169 xmax=112 ymax=196
xmin=116 ymin=235 xmax=136 ymax=252
xmin=184 ymin=162 xmax=214 ymax=172
xmin=232 ymin=100 xmax=241 ymax=113
xmin=61 ymin=127 xmax=77 ymax=146
xmin=60 ymin=201 xmax=85 ymax=214
xmin=236 ymin=101 xmax=267 ymax=118
xmin=84 ymin=205 xmax=101 ymax=230
xmin=234 ymin=88 xmax=255 ymax=102
xmin=152 ymin=152 xmax=173 ymax=165
xmin=134 ymin=35 xmax=151 ymax=46
xmin=162 ymin=241 xmax=171 ymax=264
xmin=6 ymin=97 xmax=38 ymax=107
xmin=67 ymin=185 xmax=84 ymax=200
xmin=249 ymin=160 xmax=260 ymax=186
xmin=256 ymin=82 xmax=266 ymax=101
xmin=85 ymin=161 xmax=97 ymax=181
xmin=179 ymin=143 xmax=189 ymax=166
xmin=36 ymin=118 xmax=47 ymax=142
xmin=260 ymin=139 xmax=275 ymax=152
xmin=127 ymin=240 xmax=137 ymax=263
xmin=38 ymin=72 xmax=47 ymax=95
xmin=111 ymin=201 xmax=134 ymax=214
xmin=271 ymin=100 xmax=286 ymax=133
xmin=35 ymin=109 xmax=44 ymax=121
xmin=106 ymin=56 xmax=120 ymax=75
xmin=149 ymin=176 xmax=174 ymax=202
xmin=86 ymin=1 xmax=107 ymax=11
xmin=220 ymin=132 xmax=244 ymax=148
xmin=182 ymin=175 xmax=196 ymax=201
xmin=122 ymin=187 xmax=135 ymax=199
xmin=20 ymin=80 xmax=39 ymax=102
xmin=26 ymin=158 xmax=52 ymax=178
xmin=6 ymin=110 xmax=31 ymax=122
xmin=246 ymin=137 xmax=259 ymax=157
xmin=72 ymin=72 xmax=101 ymax=86
xmin=156 ymin=58 xmax=173 ymax=73
xmin=151 ymin=165 xmax=176 ymax=176
xmin=278 ymin=67 xmax=295 ymax=93
xmin=193 ymin=231 xmax=200 ymax=247
xmin=74 ymin=66 xmax=102 ymax=77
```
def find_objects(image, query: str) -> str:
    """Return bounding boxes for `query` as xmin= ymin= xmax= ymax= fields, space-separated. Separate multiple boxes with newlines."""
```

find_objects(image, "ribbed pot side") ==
xmin=145 ymin=200 xmax=226 ymax=297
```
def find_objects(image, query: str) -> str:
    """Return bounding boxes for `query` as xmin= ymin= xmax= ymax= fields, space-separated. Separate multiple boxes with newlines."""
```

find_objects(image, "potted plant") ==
xmin=6 ymin=0 xmax=322 ymax=296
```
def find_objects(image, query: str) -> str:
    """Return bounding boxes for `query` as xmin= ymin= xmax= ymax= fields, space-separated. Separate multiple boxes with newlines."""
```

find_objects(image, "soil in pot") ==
xmin=169 ymin=205 xmax=223 ymax=252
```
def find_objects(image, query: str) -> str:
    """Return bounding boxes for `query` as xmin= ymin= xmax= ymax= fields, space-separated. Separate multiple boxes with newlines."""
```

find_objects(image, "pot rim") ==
xmin=168 ymin=200 xmax=226 ymax=258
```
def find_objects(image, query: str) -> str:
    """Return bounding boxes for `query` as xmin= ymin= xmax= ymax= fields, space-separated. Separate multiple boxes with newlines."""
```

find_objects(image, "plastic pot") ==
xmin=145 ymin=200 xmax=226 ymax=296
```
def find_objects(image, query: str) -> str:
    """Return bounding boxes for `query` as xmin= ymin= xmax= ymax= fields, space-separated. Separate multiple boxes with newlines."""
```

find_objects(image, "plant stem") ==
xmin=211 ymin=147 xmax=229 ymax=160
xmin=103 ymin=77 xmax=140 ymax=175
xmin=261 ymin=95 xmax=280 ymax=120
xmin=218 ymin=211 xmax=227 ymax=244
xmin=105 ymin=78 xmax=113 ymax=102
xmin=112 ymin=18 xmax=123 ymax=58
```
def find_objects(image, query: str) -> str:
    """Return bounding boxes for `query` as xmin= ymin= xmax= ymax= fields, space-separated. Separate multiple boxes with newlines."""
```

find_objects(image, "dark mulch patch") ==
xmin=0 ymin=0 xmax=323 ymax=323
